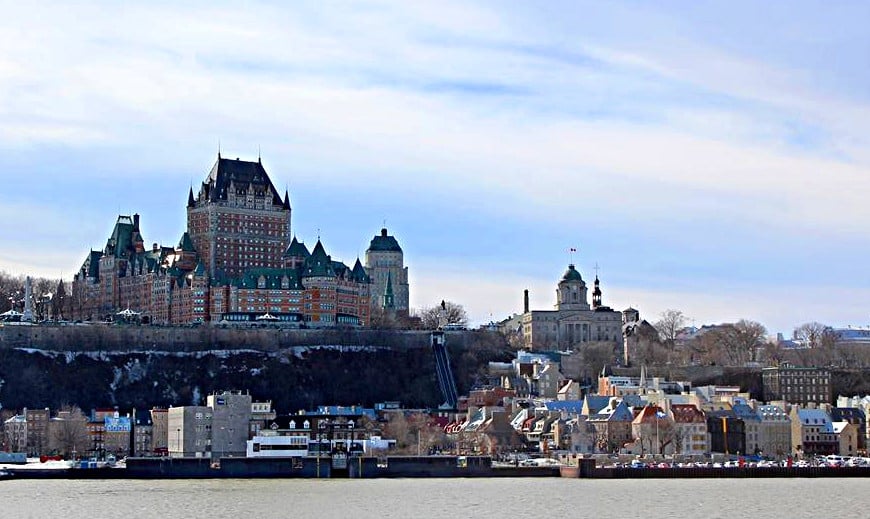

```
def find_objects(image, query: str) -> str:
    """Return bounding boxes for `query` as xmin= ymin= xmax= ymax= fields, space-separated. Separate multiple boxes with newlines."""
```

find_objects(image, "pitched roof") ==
xmin=671 ymin=404 xmax=705 ymax=424
xmin=177 ymin=232 xmax=196 ymax=252
xmin=282 ymin=237 xmax=310 ymax=258
xmin=199 ymin=156 xmax=284 ymax=206
xmin=351 ymin=259 xmax=371 ymax=283
xmin=583 ymin=395 xmax=611 ymax=415
xmin=367 ymin=228 xmax=402 ymax=253
xmin=104 ymin=216 xmax=136 ymax=258
xmin=544 ymin=400 xmax=584 ymax=415
xmin=302 ymin=240 xmax=335 ymax=278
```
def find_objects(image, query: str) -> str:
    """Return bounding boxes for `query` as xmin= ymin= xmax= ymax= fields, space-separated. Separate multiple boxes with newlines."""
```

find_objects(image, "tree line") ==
xmin=0 ymin=270 xmax=68 ymax=320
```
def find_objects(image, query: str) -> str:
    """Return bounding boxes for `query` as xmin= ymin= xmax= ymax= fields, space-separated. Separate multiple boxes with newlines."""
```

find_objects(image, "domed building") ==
xmin=519 ymin=263 xmax=626 ymax=351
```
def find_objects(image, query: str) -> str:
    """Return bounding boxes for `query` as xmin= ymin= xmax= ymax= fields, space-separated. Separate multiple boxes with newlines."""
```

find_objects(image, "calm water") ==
xmin=0 ymin=478 xmax=865 ymax=518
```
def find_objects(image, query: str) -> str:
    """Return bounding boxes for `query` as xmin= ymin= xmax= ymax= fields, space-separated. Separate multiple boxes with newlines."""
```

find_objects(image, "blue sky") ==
xmin=1 ymin=1 xmax=869 ymax=334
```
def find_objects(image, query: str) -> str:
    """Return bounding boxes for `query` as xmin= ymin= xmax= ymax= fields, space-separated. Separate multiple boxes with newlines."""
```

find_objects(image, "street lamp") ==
xmin=176 ymin=428 xmax=181 ymax=457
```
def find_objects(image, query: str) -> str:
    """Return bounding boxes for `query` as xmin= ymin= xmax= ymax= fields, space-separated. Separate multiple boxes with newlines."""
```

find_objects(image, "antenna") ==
xmin=567 ymin=246 xmax=577 ymax=264
xmin=594 ymin=262 xmax=600 ymax=278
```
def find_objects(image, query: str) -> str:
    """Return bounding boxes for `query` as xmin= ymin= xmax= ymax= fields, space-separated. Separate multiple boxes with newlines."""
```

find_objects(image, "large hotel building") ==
xmin=70 ymin=155 xmax=409 ymax=326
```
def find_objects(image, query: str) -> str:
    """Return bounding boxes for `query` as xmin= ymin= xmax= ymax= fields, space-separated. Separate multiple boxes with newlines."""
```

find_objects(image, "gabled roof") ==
xmin=104 ymin=216 xmax=136 ymax=259
xmin=81 ymin=250 xmax=103 ymax=278
xmin=632 ymin=405 xmax=666 ymax=425
xmin=590 ymin=399 xmax=634 ymax=422
xmin=582 ymin=395 xmax=611 ymax=415
xmin=177 ymin=232 xmax=196 ymax=253
xmin=199 ymin=156 xmax=284 ymax=206
xmin=671 ymin=404 xmax=705 ymax=424
xmin=797 ymin=408 xmax=832 ymax=427
xmin=351 ymin=259 xmax=371 ymax=283
xmin=302 ymin=240 xmax=335 ymax=278
xmin=283 ymin=237 xmax=310 ymax=258
xmin=367 ymin=228 xmax=402 ymax=253
xmin=732 ymin=403 xmax=760 ymax=422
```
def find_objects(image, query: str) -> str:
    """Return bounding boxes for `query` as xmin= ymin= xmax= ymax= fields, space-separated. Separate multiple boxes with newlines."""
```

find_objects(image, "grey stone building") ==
xmin=364 ymin=228 xmax=409 ymax=312
xmin=519 ymin=264 xmax=624 ymax=351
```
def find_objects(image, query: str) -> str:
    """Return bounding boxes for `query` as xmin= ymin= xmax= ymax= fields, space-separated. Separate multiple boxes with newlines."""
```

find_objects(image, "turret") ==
xmin=592 ymin=276 xmax=602 ymax=309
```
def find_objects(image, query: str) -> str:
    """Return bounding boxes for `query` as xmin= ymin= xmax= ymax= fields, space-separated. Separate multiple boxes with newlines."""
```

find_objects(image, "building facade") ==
xmin=206 ymin=390 xmax=252 ymax=459
xmin=70 ymin=155 xmax=392 ymax=327
xmin=519 ymin=264 xmax=625 ymax=351
xmin=364 ymin=228 xmax=410 ymax=312
xmin=762 ymin=365 xmax=832 ymax=406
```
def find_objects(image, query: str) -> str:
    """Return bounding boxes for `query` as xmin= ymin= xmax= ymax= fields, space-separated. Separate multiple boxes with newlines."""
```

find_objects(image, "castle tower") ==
xmin=364 ymin=228 xmax=409 ymax=311
xmin=187 ymin=155 xmax=291 ymax=279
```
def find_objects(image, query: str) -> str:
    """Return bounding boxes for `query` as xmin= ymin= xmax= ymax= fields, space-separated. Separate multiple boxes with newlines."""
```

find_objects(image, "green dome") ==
xmin=561 ymin=264 xmax=584 ymax=283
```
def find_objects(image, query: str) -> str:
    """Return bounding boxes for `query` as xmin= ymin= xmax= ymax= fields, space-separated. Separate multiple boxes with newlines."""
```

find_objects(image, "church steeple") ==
xmin=592 ymin=275 xmax=602 ymax=309
xmin=382 ymin=271 xmax=395 ymax=310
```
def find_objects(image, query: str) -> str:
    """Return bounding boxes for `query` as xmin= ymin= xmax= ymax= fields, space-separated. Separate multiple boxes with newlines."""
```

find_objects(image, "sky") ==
xmin=1 ymin=1 xmax=869 ymax=335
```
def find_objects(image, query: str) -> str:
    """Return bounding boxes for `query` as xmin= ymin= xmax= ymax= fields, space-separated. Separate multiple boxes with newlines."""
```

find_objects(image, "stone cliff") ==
xmin=0 ymin=326 xmax=511 ymax=413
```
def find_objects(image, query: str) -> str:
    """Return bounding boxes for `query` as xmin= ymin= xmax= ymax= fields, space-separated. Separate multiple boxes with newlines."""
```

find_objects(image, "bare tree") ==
xmin=654 ymin=309 xmax=687 ymax=346
xmin=791 ymin=322 xmax=842 ymax=366
xmin=695 ymin=320 xmax=767 ymax=366
xmin=793 ymin=322 xmax=835 ymax=348
xmin=49 ymin=406 xmax=90 ymax=459
xmin=416 ymin=301 xmax=468 ymax=330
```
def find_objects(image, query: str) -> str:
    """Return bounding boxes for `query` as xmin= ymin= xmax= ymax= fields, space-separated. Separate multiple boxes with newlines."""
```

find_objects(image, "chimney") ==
xmin=152 ymin=243 xmax=159 ymax=252
xmin=523 ymin=289 xmax=529 ymax=314
xmin=133 ymin=213 xmax=140 ymax=231
xmin=381 ymin=228 xmax=388 ymax=237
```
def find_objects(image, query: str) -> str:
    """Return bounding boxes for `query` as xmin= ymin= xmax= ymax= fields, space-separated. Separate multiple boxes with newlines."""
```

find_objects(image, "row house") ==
xmin=586 ymin=399 xmax=635 ymax=453
xmin=671 ymin=404 xmax=707 ymax=456
xmin=790 ymin=407 xmax=838 ymax=456
xmin=756 ymin=404 xmax=792 ymax=457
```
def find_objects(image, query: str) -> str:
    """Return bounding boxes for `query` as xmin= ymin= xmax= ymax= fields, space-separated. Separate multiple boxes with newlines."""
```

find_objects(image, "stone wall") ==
xmin=0 ymin=324 xmax=461 ymax=352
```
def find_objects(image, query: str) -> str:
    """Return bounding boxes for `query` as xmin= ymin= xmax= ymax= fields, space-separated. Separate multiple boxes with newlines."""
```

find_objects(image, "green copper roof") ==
xmin=178 ymin=232 xmax=196 ymax=252
xmin=561 ymin=264 xmax=584 ymax=283
xmin=301 ymin=240 xmax=335 ymax=278
xmin=235 ymin=268 xmax=302 ymax=290
xmin=282 ymin=237 xmax=310 ymax=258
xmin=367 ymin=228 xmax=402 ymax=253
xmin=105 ymin=216 xmax=135 ymax=259
xmin=351 ymin=259 xmax=370 ymax=283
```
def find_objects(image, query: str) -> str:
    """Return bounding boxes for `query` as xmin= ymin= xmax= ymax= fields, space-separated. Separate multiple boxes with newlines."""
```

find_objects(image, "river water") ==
xmin=0 ymin=477 xmax=861 ymax=518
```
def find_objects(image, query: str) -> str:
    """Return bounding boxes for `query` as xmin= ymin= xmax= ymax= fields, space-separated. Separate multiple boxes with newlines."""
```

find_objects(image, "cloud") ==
xmin=1 ymin=1 xmax=869 ymax=332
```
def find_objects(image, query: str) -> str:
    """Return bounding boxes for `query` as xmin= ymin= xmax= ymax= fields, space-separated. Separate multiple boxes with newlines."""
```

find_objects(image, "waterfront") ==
xmin=0 ymin=477 xmax=862 ymax=518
